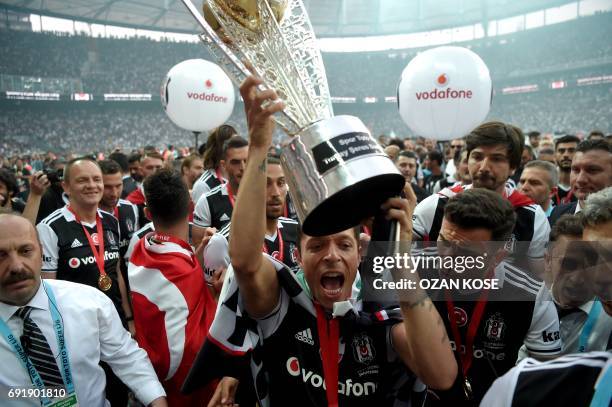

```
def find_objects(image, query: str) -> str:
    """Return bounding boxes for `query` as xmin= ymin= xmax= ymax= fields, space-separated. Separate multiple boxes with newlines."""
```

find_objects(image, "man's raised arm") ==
xmin=229 ymin=76 xmax=285 ymax=318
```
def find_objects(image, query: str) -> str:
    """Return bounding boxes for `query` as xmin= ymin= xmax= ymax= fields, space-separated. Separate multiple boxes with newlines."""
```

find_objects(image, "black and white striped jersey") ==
xmin=481 ymin=352 xmax=611 ymax=407
xmin=218 ymin=216 xmax=300 ymax=271
xmin=36 ymin=206 xmax=123 ymax=316
xmin=192 ymin=168 xmax=225 ymax=205
xmin=193 ymin=184 xmax=233 ymax=231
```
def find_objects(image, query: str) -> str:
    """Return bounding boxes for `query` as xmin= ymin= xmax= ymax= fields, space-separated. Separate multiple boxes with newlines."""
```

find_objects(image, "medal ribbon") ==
xmin=262 ymin=227 xmax=284 ymax=263
xmin=315 ymin=303 xmax=339 ymax=407
xmin=67 ymin=206 xmax=107 ymax=283
xmin=445 ymin=275 xmax=491 ymax=380
xmin=227 ymin=184 xmax=235 ymax=208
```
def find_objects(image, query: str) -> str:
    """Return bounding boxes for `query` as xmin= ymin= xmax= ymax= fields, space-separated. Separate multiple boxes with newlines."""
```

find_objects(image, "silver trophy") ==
xmin=181 ymin=0 xmax=404 ymax=236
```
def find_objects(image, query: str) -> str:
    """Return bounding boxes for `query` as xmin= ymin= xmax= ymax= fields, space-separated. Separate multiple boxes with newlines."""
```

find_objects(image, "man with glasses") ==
xmin=420 ymin=189 xmax=560 ymax=406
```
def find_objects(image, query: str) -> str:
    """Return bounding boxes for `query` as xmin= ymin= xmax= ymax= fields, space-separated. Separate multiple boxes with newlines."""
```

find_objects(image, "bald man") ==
xmin=0 ymin=214 xmax=167 ymax=406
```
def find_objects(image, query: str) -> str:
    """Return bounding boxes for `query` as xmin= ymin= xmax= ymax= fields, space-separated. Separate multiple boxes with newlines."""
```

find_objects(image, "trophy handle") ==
xmin=180 ymin=0 xmax=302 ymax=135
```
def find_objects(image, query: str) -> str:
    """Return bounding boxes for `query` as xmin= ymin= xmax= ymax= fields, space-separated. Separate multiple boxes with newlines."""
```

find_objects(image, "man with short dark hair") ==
xmin=413 ymin=121 xmax=550 ymax=277
xmin=0 ymin=168 xmax=25 ymax=213
xmin=553 ymin=134 xmax=580 ymax=205
xmin=423 ymin=150 xmax=445 ymax=195
xmin=128 ymin=153 xmax=142 ymax=183
xmin=188 ymin=76 xmax=458 ymax=406
xmin=396 ymin=150 xmax=429 ymax=202
xmin=421 ymin=188 xmax=560 ymax=406
xmin=180 ymin=154 xmax=204 ymax=191
xmin=549 ymin=139 xmax=612 ymax=225
xmin=128 ymin=169 xmax=218 ymax=405
xmin=217 ymin=156 xmax=300 ymax=271
xmin=127 ymin=152 xmax=164 ymax=226
xmin=109 ymin=151 xmax=138 ymax=198
xmin=192 ymin=137 xmax=248 ymax=245
xmin=481 ymin=187 xmax=612 ymax=407
xmin=99 ymin=159 xmax=139 ymax=300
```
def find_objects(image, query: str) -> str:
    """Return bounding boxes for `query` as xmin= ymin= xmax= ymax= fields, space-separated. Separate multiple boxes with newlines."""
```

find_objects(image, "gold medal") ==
xmin=463 ymin=377 xmax=473 ymax=400
xmin=98 ymin=274 xmax=112 ymax=291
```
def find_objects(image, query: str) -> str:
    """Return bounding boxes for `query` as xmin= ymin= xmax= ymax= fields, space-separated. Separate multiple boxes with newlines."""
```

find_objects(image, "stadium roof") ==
xmin=2 ymin=0 xmax=575 ymax=37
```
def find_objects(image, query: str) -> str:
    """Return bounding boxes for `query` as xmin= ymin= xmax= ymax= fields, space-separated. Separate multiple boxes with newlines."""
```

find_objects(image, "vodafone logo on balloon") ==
xmin=397 ymin=46 xmax=492 ymax=141
xmin=436 ymin=74 xmax=449 ymax=87
xmin=162 ymin=59 xmax=235 ymax=132
xmin=68 ymin=258 xmax=80 ymax=269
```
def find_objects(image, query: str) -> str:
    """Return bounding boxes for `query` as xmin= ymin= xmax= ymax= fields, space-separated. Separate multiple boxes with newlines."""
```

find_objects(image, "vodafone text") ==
xmin=186 ymin=92 xmax=228 ymax=103
xmin=286 ymin=357 xmax=376 ymax=397
xmin=415 ymin=88 xmax=473 ymax=100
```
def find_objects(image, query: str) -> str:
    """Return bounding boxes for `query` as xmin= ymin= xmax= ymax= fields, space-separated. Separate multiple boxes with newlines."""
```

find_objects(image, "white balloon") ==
xmin=161 ymin=59 xmax=235 ymax=132
xmin=397 ymin=46 xmax=492 ymax=141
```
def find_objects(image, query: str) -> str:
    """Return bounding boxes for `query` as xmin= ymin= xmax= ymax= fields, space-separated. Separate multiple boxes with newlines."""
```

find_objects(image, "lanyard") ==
xmin=315 ymin=304 xmax=339 ymax=407
xmin=0 ymin=282 xmax=76 ymax=405
xmin=445 ymin=289 xmax=490 ymax=379
xmin=67 ymin=207 xmax=107 ymax=281
xmin=590 ymin=362 xmax=612 ymax=407
xmin=262 ymin=227 xmax=284 ymax=263
xmin=579 ymin=301 xmax=602 ymax=352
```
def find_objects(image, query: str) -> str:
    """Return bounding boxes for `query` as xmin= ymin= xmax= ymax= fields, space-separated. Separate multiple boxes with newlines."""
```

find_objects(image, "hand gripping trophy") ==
xmin=181 ymin=0 xmax=405 ymax=236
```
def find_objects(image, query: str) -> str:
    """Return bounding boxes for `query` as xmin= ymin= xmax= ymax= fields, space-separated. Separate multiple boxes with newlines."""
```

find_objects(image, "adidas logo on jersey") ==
xmin=219 ymin=213 xmax=230 ymax=222
xmin=295 ymin=328 xmax=314 ymax=345
xmin=70 ymin=239 xmax=83 ymax=248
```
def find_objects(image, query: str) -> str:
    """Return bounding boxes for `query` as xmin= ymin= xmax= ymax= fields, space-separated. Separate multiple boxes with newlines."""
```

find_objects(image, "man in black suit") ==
xmin=550 ymin=139 xmax=612 ymax=226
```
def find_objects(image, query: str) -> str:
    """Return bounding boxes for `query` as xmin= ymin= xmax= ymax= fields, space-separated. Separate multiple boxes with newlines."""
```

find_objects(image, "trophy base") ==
xmin=280 ymin=115 xmax=405 ymax=237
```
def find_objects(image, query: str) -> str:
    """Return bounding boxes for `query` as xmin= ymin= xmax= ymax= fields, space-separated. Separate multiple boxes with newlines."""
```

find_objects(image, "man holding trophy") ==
xmin=216 ymin=74 xmax=457 ymax=406
xmin=175 ymin=1 xmax=486 ymax=405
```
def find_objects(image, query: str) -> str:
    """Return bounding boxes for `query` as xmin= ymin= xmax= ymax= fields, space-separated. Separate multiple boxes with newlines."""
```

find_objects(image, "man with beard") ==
xmin=218 ymin=156 xmax=300 ymax=271
xmin=0 ymin=214 xmax=167 ymax=407
xmin=180 ymin=154 xmax=205 ymax=191
xmin=550 ymin=139 xmax=612 ymax=225
xmin=98 ymin=159 xmax=139 ymax=299
xmin=127 ymin=152 xmax=164 ymax=226
xmin=109 ymin=151 xmax=138 ymax=199
xmin=481 ymin=187 xmax=612 ymax=407
xmin=553 ymin=135 xmax=580 ymax=205
xmin=412 ymin=121 xmax=550 ymax=278
xmin=192 ymin=137 xmax=248 ymax=246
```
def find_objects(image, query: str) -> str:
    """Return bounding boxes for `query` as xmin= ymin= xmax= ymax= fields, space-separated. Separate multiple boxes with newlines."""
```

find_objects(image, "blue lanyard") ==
xmin=589 ymin=362 xmax=612 ymax=407
xmin=579 ymin=301 xmax=602 ymax=352
xmin=0 ymin=281 xmax=75 ymax=405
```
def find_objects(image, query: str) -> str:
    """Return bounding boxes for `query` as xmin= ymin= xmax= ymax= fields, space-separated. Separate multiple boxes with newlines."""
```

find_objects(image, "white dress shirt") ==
xmin=0 ymin=279 xmax=165 ymax=406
